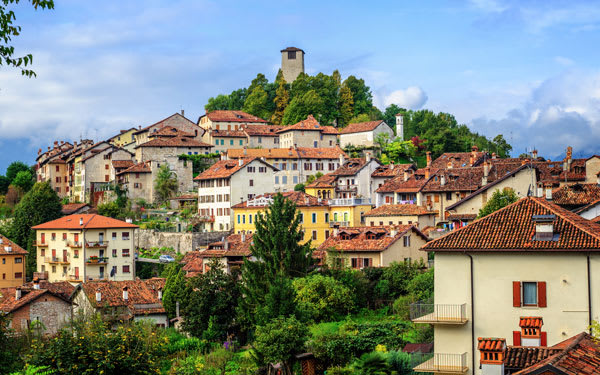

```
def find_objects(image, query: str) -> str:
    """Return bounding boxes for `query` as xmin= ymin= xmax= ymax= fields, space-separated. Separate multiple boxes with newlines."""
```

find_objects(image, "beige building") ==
xmin=134 ymin=112 xmax=205 ymax=146
xmin=280 ymin=47 xmax=305 ymax=83
xmin=363 ymin=204 xmax=437 ymax=229
xmin=585 ymin=155 xmax=600 ymax=184
xmin=413 ymin=197 xmax=600 ymax=375
xmin=33 ymin=214 xmax=138 ymax=283
xmin=195 ymin=157 xmax=278 ymax=231
xmin=277 ymin=115 xmax=338 ymax=149
xmin=117 ymin=162 xmax=153 ymax=203
xmin=242 ymin=124 xmax=282 ymax=148
xmin=317 ymin=225 xmax=429 ymax=268
xmin=198 ymin=110 xmax=269 ymax=153
xmin=339 ymin=120 xmax=394 ymax=148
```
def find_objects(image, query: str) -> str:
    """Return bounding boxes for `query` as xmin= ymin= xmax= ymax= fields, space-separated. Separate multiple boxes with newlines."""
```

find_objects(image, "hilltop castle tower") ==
xmin=280 ymin=47 xmax=305 ymax=82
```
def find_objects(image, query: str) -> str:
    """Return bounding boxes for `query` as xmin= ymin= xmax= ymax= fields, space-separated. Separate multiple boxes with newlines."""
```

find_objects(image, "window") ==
xmin=51 ymin=233 xmax=56 ymax=240
xmin=112 ymin=249 xmax=117 ymax=257
xmin=324 ymin=213 xmax=329 ymax=222
xmin=513 ymin=281 xmax=546 ymax=307
xmin=122 ymin=232 xmax=130 ymax=240
xmin=62 ymin=233 xmax=67 ymax=240
xmin=52 ymin=266 xmax=56 ymax=273
xmin=239 ymin=140 xmax=243 ymax=145
xmin=314 ymin=141 xmax=318 ymax=148
xmin=293 ymin=176 xmax=298 ymax=184
xmin=351 ymin=258 xmax=359 ymax=269
xmin=242 ymin=215 xmax=246 ymax=224
xmin=15 ymin=272 xmax=22 ymax=279
xmin=249 ymin=215 xmax=253 ymax=224
xmin=363 ymin=258 xmax=372 ymax=268
xmin=325 ymin=230 xmax=330 ymax=239
xmin=312 ymin=213 xmax=317 ymax=223
xmin=312 ymin=231 xmax=317 ymax=240
xmin=1 ymin=258 xmax=4 ymax=264
xmin=122 ymin=249 xmax=130 ymax=257
xmin=237 ymin=215 xmax=241 ymax=224
xmin=275 ymin=176 xmax=279 ymax=184
xmin=15 ymin=257 xmax=22 ymax=264
xmin=112 ymin=232 xmax=117 ymax=239
xmin=403 ymin=235 xmax=411 ymax=247
xmin=288 ymin=50 xmax=296 ymax=59
xmin=73 ymin=249 xmax=79 ymax=258
xmin=446 ymin=192 xmax=452 ymax=201
xmin=112 ymin=266 xmax=117 ymax=276
xmin=299 ymin=213 xmax=304 ymax=223
xmin=249 ymin=179 xmax=254 ymax=186
xmin=247 ymin=166 xmax=255 ymax=173
xmin=41 ymin=249 xmax=45 ymax=257
xmin=123 ymin=265 xmax=131 ymax=273
xmin=282 ymin=176 xmax=287 ymax=184
xmin=230 ymin=140 xmax=234 ymax=145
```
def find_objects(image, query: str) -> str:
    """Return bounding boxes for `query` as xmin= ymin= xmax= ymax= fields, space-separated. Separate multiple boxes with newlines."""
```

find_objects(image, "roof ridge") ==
xmin=546 ymin=332 xmax=588 ymax=366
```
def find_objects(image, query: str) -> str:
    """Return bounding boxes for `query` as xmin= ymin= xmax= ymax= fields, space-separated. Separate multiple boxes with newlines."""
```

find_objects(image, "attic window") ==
xmin=340 ymin=233 xmax=351 ymax=240
xmin=366 ymin=232 xmax=378 ymax=240
xmin=235 ymin=114 xmax=243 ymax=119
xmin=532 ymin=215 xmax=558 ymax=241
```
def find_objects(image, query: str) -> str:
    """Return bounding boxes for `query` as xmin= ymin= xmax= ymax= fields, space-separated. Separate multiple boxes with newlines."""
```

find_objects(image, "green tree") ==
xmin=294 ymin=183 xmax=305 ymax=192
xmin=407 ymin=268 xmax=434 ymax=301
xmin=10 ymin=182 xmax=62 ymax=278
xmin=383 ymin=140 xmax=417 ymax=164
xmin=97 ymin=201 xmax=121 ymax=218
xmin=5 ymin=161 xmax=30 ymax=182
xmin=292 ymin=274 xmax=354 ymax=321
xmin=0 ymin=175 xmax=9 ymax=194
xmin=237 ymin=193 xmax=313 ymax=328
xmin=478 ymin=188 xmax=519 ymax=218
xmin=183 ymin=258 xmax=238 ymax=341
xmin=348 ymin=113 xmax=371 ymax=124
xmin=154 ymin=164 xmax=178 ymax=203
xmin=382 ymin=104 xmax=404 ymax=133
xmin=253 ymin=316 xmax=309 ymax=375
xmin=352 ymin=352 xmax=392 ymax=375
xmin=1 ymin=0 xmax=54 ymax=79
xmin=243 ymin=86 xmax=271 ymax=121
xmin=492 ymin=134 xmax=512 ymax=158
xmin=162 ymin=262 xmax=189 ymax=319
xmin=343 ymin=76 xmax=373 ymax=116
xmin=12 ymin=170 xmax=33 ymax=192
xmin=271 ymin=73 xmax=289 ymax=125
xmin=281 ymin=89 xmax=324 ymax=125
xmin=338 ymin=83 xmax=354 ymax=127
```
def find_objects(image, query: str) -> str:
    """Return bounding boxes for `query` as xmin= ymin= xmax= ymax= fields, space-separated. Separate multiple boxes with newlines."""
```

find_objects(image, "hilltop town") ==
xmin=1 ymin=48 xmax=600 ymax=375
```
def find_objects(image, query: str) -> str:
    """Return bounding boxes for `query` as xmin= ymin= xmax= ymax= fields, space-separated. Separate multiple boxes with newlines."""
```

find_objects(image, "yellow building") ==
xmin=108 ymin=128 xmax=137 ymax=148
xmin=32 ymin=214 xmax=138 ymax=283
xmin=305 ymin=174 xmax=336 ymax=200
xmin=0 ymin=235 xmax=27 ymax=288
xmin=231 ymin=192 xmax=372 ymax=246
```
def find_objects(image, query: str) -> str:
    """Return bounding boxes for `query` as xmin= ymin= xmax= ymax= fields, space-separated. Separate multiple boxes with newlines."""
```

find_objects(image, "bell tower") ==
xmin=281 ymin=47 xmax=305 ymax=83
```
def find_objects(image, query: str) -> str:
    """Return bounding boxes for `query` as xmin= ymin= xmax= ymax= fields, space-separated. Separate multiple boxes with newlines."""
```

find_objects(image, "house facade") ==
xmin=339 ymin=120 xmax=394 ymax=148
xmin=33 ymin=214 xmax=138 ymax=283
xmin=133 ymin=112 xmax=205 ymax=146
xmin=0 ymin=235 xmax=27 ymax=288
xmin=277 ymin=115 xmax=338 ymax=149
xmin=198 ymin=110 xmax=269 ymax=153
xmin=363 ymin=204 xmax=437 ymax=229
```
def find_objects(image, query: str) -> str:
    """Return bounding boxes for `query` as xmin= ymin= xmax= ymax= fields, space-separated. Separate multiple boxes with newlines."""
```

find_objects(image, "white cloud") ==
xmin=554 ymin=56 xmax=575 ymax=66
xmin=469 ymin=0 xmax=507 ymax=13
xmin=384 ymin=86 xmax=428 ymax=110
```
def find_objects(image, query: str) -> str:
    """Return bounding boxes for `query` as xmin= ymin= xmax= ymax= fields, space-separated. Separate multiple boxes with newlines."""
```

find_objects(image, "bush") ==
xmin=293 ymin=274 xmax=354 ymax=322
xmin=387 ymin=350 xmax=413 ymax=375
xmin=327 ymin=269 xmax=370 ymax=309
xmin=352 ymin=352 xmax=392 ymax=375
xmin=392 ymin=295 xmax=414 ymax=320
xmin=407 ymin=269 xmax=434 ymax=302
xmin=253 ymin=316 xmax=309 ymax=372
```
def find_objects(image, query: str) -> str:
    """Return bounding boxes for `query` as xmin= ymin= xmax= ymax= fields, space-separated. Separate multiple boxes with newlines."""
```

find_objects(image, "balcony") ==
xmin=34 ymin=241 xmax=48 ymax=247
xmin=329 ymin=221 xmax=350 ymax=228
xmin=86 ymin=257 xmax=109 ymax=265
xmin=410 ymin=303 xmax=468 ymax=324
xmin=67 ymin=241 xmax=82 ymax=248
xmin=68 ymin=275 xmax=82 ymax=282
xmin=85 ymin=241 xmax=109 ymax=248
xmin=197 ymin=215 xmax=215 ymax=222
xmin=335 ymin=184 xmax=358 ymax=192
xmin=413 ymin=353 xmax=468 ymax=374
xmin=46 ymin=256 xmax=70 ymax=264
xmin=329 ymin=198 xmax=372 ymax=206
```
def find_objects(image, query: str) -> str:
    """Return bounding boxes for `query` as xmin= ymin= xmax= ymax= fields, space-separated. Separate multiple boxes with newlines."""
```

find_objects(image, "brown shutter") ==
xmin=513 ymin=281 xmax=521 ymax=307
xmin=541 ymin=331 xmax=547 ymax=346
xmin=513 ymin=331 xmax=521 ymax=346
xmin=538 ymin=281 xmax=547 ymax=307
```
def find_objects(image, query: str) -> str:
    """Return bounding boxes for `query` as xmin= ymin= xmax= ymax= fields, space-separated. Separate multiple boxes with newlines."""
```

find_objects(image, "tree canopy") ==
xmin=154 ymin=164 xmax=178 ymax=203
xmin=478 ymin=188 xmax=519 ymax=218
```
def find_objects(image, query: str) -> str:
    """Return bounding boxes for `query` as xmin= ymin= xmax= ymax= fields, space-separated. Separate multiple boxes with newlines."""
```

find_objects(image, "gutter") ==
xmin=465 ymin=252 xmax=475 ymax=374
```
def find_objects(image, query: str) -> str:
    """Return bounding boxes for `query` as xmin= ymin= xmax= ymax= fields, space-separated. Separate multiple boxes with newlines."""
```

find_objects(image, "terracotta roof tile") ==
xmin=504 ymin=346 xmax=561 ymax=370
xmin=276 ymin=115 xmax=338 ymax=135
xmin=134 ymin=113 xmax=202 ymax=134
xmin=423 ymin=197 xmax=600 ymax=252
xmin=194 ymin=157 xmax=274 ymax=180
xmin=61 ymin=203 xmax=91 ymax=215
xmin=118 ymin=161 xmax=151 ymax=175
xmin=32 ymin=214 xmax=138 ymax=230
xmin=339 ymin=120 xmax=386 ymax=134
xmin=210 ymin=129 xmax=247 ymax=138
xmin=233 ymin=191 xmax=328 ymax=209
xmin=552 ymin=183 xmax=600 ymax=207
xmin=371 ymin=163 xmax=415 ymax=177
xmin=364 ymin=204 xmax=437 ymax=217
xmin=227 ymin=146 xmax=346 ymax=160
xmin=520 ymin=316 xmax=543 ymax=329
xmin=181 ymin=252 xmax=203 ymax=275
xmin=0 ymin=288 xmax=49 ymax=313
xmin=205 ymin=233 xmax=253 ymax=257
xmin=431 ymin=151 xmax=487 ymax=169
xmin=80 ymin=278 xmax=165 ymax=315
xmin=376 ymin=168 xmax=434 ymax=193
xmin=0 ymin=234 xmax=27 ymax=255
xmin=111 ymin=160 xmax=135 ymax=169
xmin=205 ymin=110 xmax=268 ymax=123
xmin=447 ymin=213 xmax=477 ymax=221
xmin=422 ymin=167 xmax=485 ymax=192
xmin=330 ymin=158 xmax=376 ymax=177
xmin=478 ymin=337 xmax=506 ymax=351
xmin=137 ymin=136 xmax=213 ymax=148
xmin=242 ymin=124 xmax=283 ymax=136
xmin=306 ymin=174 xmax=337 ymax=188
xmin=317 ymin=225 xmax=427 ymax=252
xmin=150 ymin=126 xmax=195 ymax=138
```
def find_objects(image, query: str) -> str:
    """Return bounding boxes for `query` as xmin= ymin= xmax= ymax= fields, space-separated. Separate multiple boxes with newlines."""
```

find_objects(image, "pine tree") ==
xmin=271 ymin=73 xmax=289 ymax=125
xmin=237 ymin=193 xmax=313 ymax=329
xmin=338 ymin=83 xmax=354 ymax=127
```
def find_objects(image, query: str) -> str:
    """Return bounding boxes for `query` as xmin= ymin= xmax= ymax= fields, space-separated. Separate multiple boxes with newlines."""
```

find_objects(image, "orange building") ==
xmin=0 ymin=235 xmax=27 ymax=288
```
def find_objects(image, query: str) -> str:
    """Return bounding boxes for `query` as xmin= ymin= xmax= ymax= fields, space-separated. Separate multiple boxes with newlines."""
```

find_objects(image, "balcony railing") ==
xmin=335 ymin=184 xmax=358 ymax=192
xmin=329 ymin=221 xmax=350 ymax=228
xmin=34 ymin=241 xmax=48 ymax=246
xmin=45 ymin=256 xmax=69 ymax=264
xmin=86 ymin=257 xmax=109 ymax=264
xmin=329 ymin=198 xmax=372 ymax=206
xmin=68 ymin=275 xmax=82 ymax=282
xmin=410 ymin=303 xmax=468 ymax=324
xmin=68 ymin=241 xmax=82 ymax=248
xmin=86 ymin=241 xmax=109 ymax=248
xmin=197 ymin=215 xmax=215 ymax=222
xmin=413 ymin=353 xmax=468 ymax=374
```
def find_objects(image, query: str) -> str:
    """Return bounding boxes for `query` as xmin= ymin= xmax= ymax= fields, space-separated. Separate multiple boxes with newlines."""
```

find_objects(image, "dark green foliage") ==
xmin=343 ymin=76 xmax=373 ymax=117
xmin=97 ymin=201 xmax=121 ymax=218
xmin=253 ymin=316 xmax=309 ymax=373
xmin=294 ymin=183 xmax=305 ymax=192
xmin=353 ymin=352 xmax=392 ymax=375
xmin=327 ymin=268 xmax=370 ymax=309
xmin=478 ymin=188 xmax=519 ymax=218
xmin=178 ymin=153 xmax=219 ymax=176
xmin=10 ymin=182 xmax=62 ymax=278
xmin=0 ymin=313 xmax=27 ymax=373
xmin=282 ymin=89 xmax=324 ymax=125
xmin=0 ymin=175 xmax=9 ymax=194
xmin=407 ymin=269 xmax=434 ymax=301
xmin=293 ymin=274 xmax=354 ymax=322
xmin=162 ymin=262 xmax=190 ymax=319
xmin=237 ymin=193 xmax=313 ymax=329
xmin=183 ymin=258 xmax=239 ymax=341
xmin=386 ymin=351 xmax=413 ymax=375
xmin=11 ymin=170 xmax=33 ymax=192
xmin=5 ymin=161 xmax=30 ymax=182
xmin=154 ymin=164 xmax=178 ymax=203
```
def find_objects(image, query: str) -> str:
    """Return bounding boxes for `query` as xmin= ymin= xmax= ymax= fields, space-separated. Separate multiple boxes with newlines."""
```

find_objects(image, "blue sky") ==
xmin=1 ymin=0 xmax=600 ymax=172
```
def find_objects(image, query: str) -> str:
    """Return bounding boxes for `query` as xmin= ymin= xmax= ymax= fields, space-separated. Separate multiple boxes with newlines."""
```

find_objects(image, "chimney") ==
xmin=447 ymin=161 xmax=453 ymax=169
xmin=537 ymin=186 xmax=544 ymax=198
xmin=440 ymin=175 xmax=446 ymax=186
xmin=425 ymin=168 xmax=430 ymax=179
xmin=339 ymin=154 xmax=345 ymax=166
xmin=519 ymin=317 xmax=543 ymax=346
xmin=122 ymin=286 xmax=128 ymax=301
xmin=532 ymin=149 xmax=538 ymax=159
xmin=522 ymin=158 xmax=530 ymax=166
xmin=482 ymin=162 xmax=489 ymax=185
xmin=54 ymin=141 xmax=59 ymax=147
xmin=426 ymin=152 xmax=432 ymax=167
xmin=389 ymin=227 xmax=397 ymax=237
xmin=38 ymin=148 xmax=42 ymax=155
xmin=492 ymin=152 xmax=497 ymax=159
xmin=15 ymin=287 xmax=22 ymax=301
xmin=366 ymin=152 xmax=371 ymax=163
xmin=96 ymin=289 xmax=101 ymax=302
xmin=158 ymin=287 xmax=163 ymax=301
xmin=80 ymin=218 xmax=84 ymax=226
xmin=403 ymin=170 xmax=409 ymax=182
xmin=4 ymin=246 xmax=11 ymax=253
xmin=241 ymin=231 xmax=246 ymax=243
xmin=238 ymin=158 xmax=243 ymax=167
xmin=533 ymin=214 xmax=555 ymax=241
xmin=181 ymin=109 xmax=185 ymax=117
xmin=334 ymin=227 xmax=339 ymax=237
xmin=566 ymin=146 xmax=573 ymax=169
xmin=224 ymin=237 xmax=229 ymax=250
xmin=389 ymin=162 xmax=394 ymax=170
xmin=477 ymin=338 xmax=506 ymax=375
xmin=243 ymin=146 xmax=247 ymax=156
xmin=469 ymin=154 xmax=474 ymax=166
xmin=33 ymin=278 xmax=40 ymax=290
xmin=220 ymin=152 xmax=226 ymax=161
xmin=545 ymin=186 xmax=552 ymax=201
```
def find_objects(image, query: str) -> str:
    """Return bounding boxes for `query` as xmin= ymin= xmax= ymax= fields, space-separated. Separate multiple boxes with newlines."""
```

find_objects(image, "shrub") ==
xmin=352 ymin=352 xmax=392 ymax=375
xmin=253 ymin=316 xmax=309 ymax=373
xmin=407 ymin=269 xmax=434 ymax=302
xmin=392 ymin=295 xmax=414 ymax=320
xmin=387 ymin=350 xmax=413 ymax=375
xmin=293 ymin=274 xmax=354 ymax=322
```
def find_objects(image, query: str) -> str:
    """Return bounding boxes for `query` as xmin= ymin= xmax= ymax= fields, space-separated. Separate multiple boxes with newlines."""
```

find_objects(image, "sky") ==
xmin=1 ymin=0 xmax=600 ymax=172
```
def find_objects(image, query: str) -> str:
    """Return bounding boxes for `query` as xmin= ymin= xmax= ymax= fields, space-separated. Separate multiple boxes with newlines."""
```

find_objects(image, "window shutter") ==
xmin=513 ymin=331 xmax=521 ymax=346
xmin=541 ymin=331 xmax=547 ymax=346
xmin=512 ymin=281 xmax=521 ymax=307
xmin=538 ymin=281 xmax=547 ymax=307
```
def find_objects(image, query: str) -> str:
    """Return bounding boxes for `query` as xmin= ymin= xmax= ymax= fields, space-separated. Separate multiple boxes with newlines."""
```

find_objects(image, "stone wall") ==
xmin=135 ymin=229 xmax=231 ymax=252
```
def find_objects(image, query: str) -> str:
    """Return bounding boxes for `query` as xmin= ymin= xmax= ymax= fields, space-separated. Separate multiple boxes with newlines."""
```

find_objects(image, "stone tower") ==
xmin=395 ymin=113 xmax=404 ymax=140
xmin=280 ymin=47 xmax=305 ymax=83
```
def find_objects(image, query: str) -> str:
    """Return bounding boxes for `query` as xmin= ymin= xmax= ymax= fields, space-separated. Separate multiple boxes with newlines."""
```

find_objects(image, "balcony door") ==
xmin=99 ymin=266 xmax=104 ymax=279
xmin=99 ymin=233 xmax=104 ymax=244
xmin=63 ymin=249 xmax=68 ymax=262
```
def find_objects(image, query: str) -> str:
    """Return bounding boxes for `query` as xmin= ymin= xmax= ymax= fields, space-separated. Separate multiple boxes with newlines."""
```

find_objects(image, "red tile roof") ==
xmin=134 ymin=113 xmax=202 ymax=134
xmin=194 ymin=157 xmax=274 ymax=180
xmin=371 ymin=163 xmax=415 ymax=178
xmin=205 ymin=233 xmax=253 ymax=257
xmin=111 ymin=160 xmax=135 ymax=169
xmin=137 ymin=136 xmax=213 ymax=148
xmin=330 ymin=158 xmax=377 ymax=177
xmin=317 ymin=225 xmax=428 ymax=252
xmin=504 ymin=346 xmax=561 ymax=370
xmin=204 ymin=110 xmax=268 ymax=123
xmin=61 ymin=203 xmax=91 ymax=215
xmin=515 ymin=333 xmax=600 ymax=375
xmin=210 ymin=129 xmax=247 ymax=138
xmin=80 ymin=278 xmax=166 ymax=315
xmin=364 ymin=204 xmax=437 ymax=217
xmin=0 ymin=284 xmax=72 ymax=313
xmin=422 ymin=197 xmax=600 ymax=252
xmin=376 ymin=169 xmax=434 ymax=193
xmin=276 ymin=115 xmax=338 ymax=135
xmin=552 ymin=183 xmax=600 ymax=207
xmin=242 ymin=124 xmax=283 ymax=136
xmin=32 ymin=214 xmax=138 ymax=230
xmin=431 ymin=151 xmax=487 ymax=169
xmin=520 ymin=316 xmax=543 ymax=329
xmin=181 ymin=252 xmax=203 ymax=277
xmin=232 ymin=191 xmax=328 ymax=209
xmin=227 ymin=146 xmax=346 ymax=160
xmin=0 ymin=234 xmax=27 ymax=255
xmin=339 ymin=120 xmax=386 ymax=134
xmin=306 ymin=174 xmax=337 ymax=188
xmin=118 ymin=161 xmax=151 ymax=175
xmin=422 ymin=167 xmax=485 ymax=192
xmin=478 ymin=337 xmax=506 ymax=351
xmin=150 ymin=126 xmax=195 ymax=138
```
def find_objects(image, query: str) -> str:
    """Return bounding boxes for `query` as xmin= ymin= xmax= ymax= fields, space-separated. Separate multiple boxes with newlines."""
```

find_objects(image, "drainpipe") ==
xmin=465 ymin=252 xmax=475 ymax=374
xmin=588 ymin=254 xmax=592 ymax=334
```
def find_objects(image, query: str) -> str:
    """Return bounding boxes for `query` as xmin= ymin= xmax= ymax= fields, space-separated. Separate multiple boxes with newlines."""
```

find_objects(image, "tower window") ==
xmin=288 ymin=51 xmax=296 ymax=59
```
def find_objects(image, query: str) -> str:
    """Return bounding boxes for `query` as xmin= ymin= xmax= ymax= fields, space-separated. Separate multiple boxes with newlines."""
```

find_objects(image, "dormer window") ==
xmin=532 ymin=215 xmax=557 ymax=241
xmin=340 ymin=233 xmax=351 ymax=240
